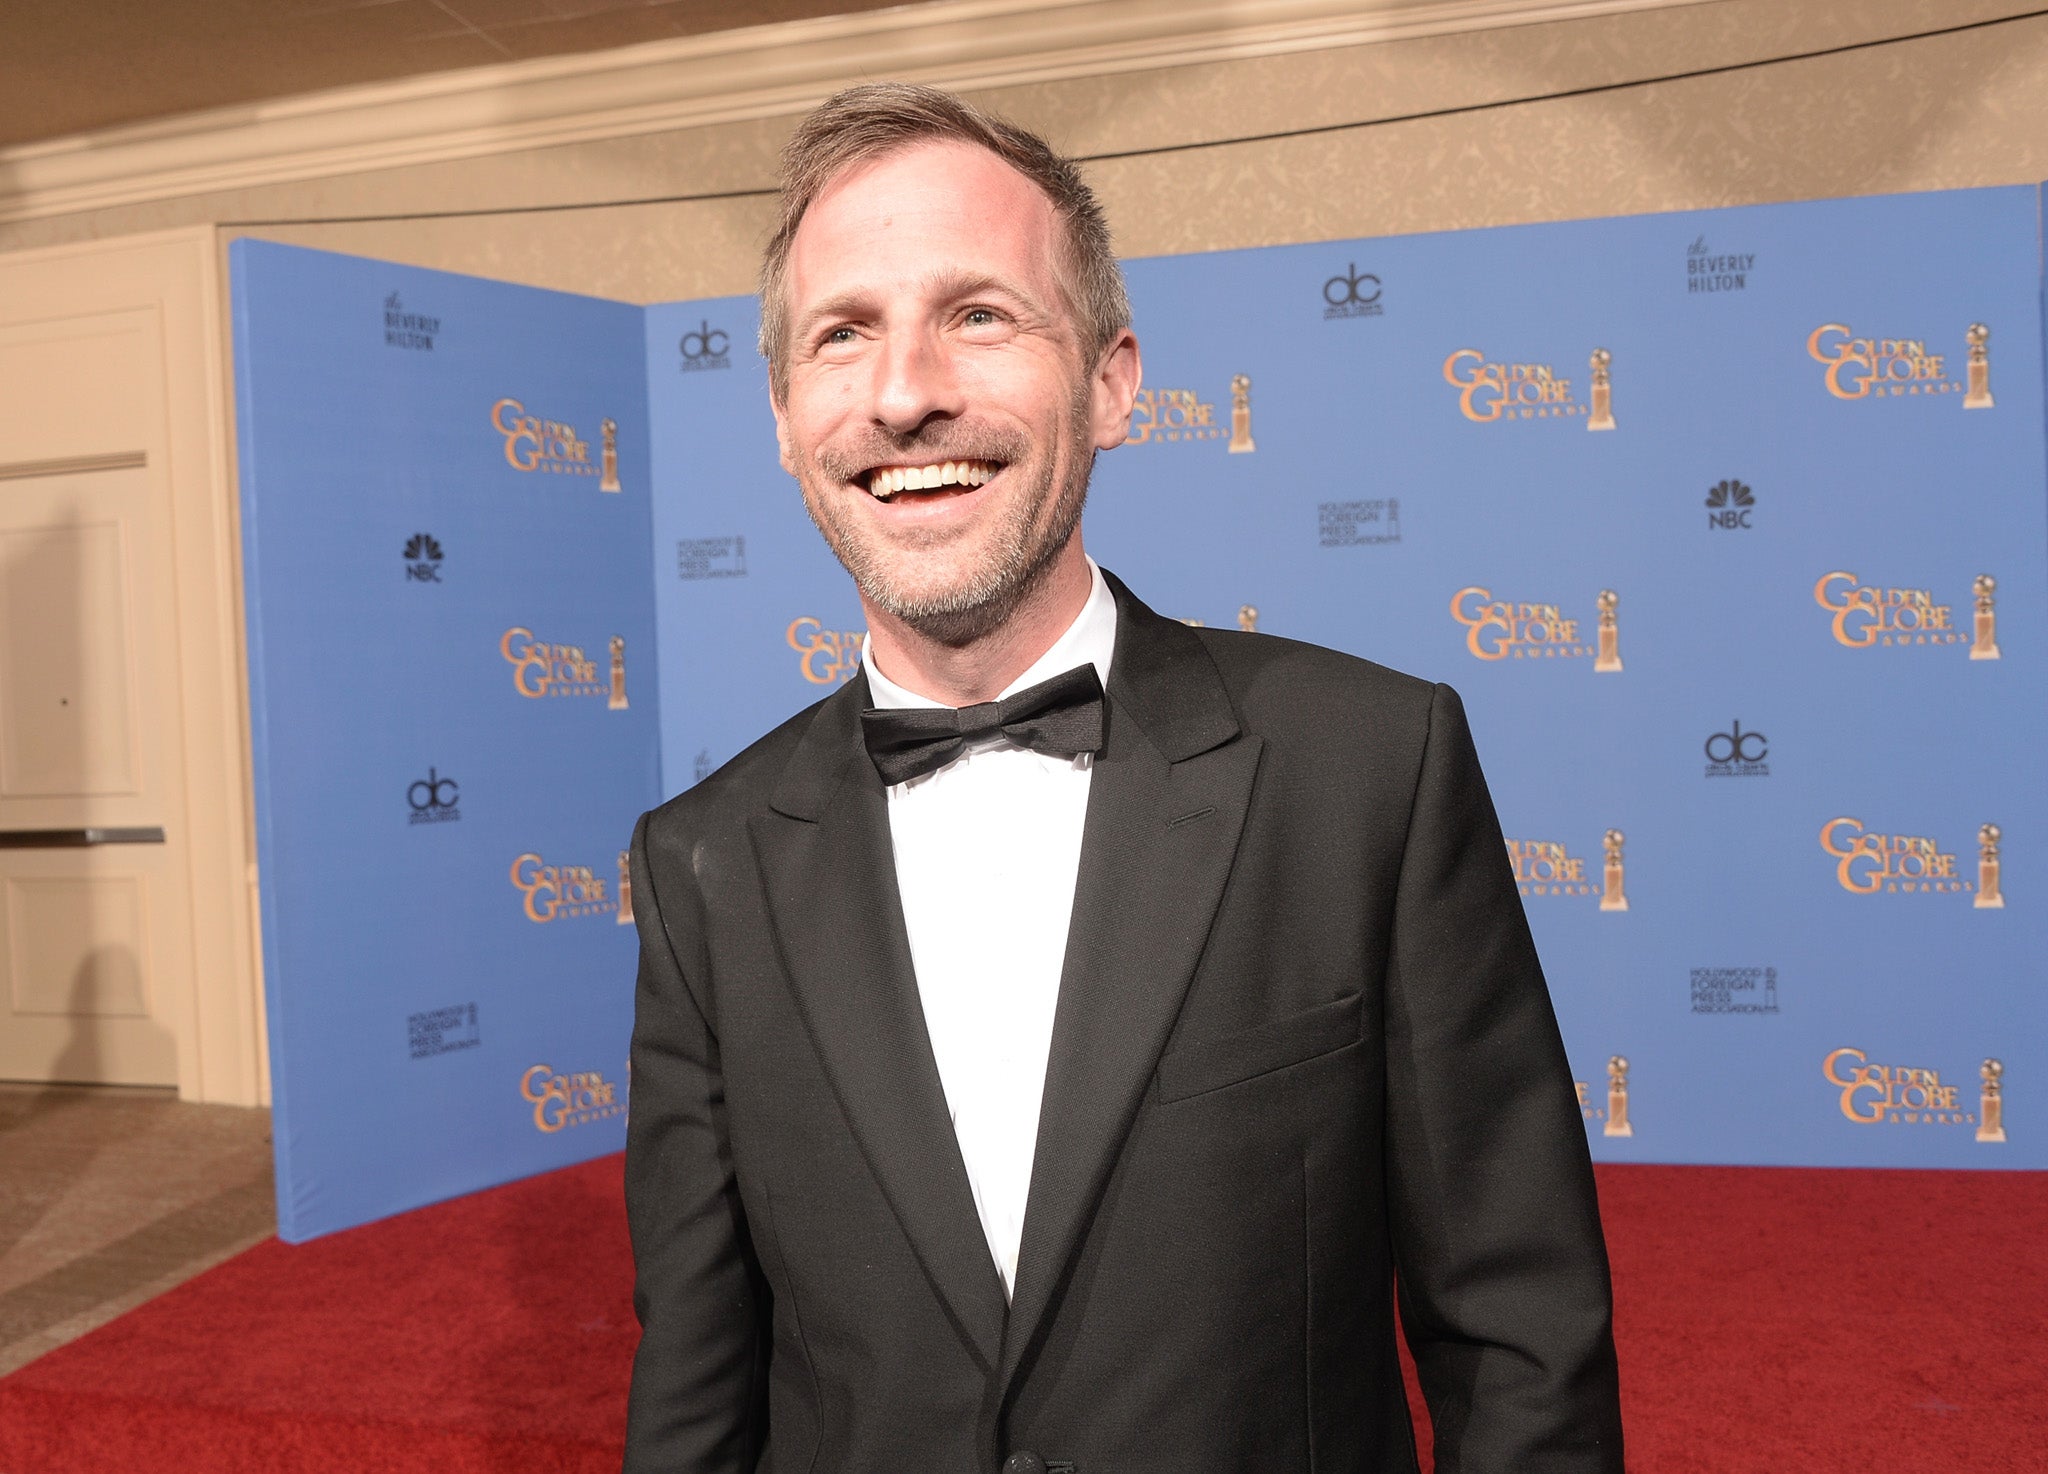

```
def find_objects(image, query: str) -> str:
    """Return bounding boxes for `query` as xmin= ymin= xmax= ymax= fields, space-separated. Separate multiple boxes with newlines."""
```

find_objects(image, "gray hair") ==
xmin=758 ymin=82 xmax=1130 ymax=398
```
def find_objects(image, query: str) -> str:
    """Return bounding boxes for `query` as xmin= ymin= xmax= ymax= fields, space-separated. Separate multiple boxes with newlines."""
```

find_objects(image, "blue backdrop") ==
xmin=648 ymin=184 xmax=2046 ymax=1173
xmin=237 ymin=182 xmax=2047 ymax=1240
xmin=234 ymin=242 xmax=658 ymax=1241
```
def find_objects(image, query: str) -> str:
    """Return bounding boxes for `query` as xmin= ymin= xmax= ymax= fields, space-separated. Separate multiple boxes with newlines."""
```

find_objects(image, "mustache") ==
xmin=814 ymin=421 xmax=1032 ymax=483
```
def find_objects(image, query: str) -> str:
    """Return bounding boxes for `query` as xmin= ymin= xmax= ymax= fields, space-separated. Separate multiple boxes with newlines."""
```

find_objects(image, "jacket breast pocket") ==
xmin=1155 ymin=990 xmax=1362 ymax=1103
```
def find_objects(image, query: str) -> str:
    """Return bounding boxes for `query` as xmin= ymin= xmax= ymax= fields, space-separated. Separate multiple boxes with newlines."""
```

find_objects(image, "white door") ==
xmin=0 ymin=310 xmax=197 ymax=1086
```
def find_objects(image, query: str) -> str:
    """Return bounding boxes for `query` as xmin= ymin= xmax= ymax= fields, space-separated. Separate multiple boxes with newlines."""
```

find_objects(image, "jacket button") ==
xmin=1002 ymin=1454 xmax=1047 ymax=1474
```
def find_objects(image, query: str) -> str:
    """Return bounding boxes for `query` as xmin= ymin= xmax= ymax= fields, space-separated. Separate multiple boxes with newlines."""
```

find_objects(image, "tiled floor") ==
xmin=0 ymin=1083 xmax=274 ymax=1377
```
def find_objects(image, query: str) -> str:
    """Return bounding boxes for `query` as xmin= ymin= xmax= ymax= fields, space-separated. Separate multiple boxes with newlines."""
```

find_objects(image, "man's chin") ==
xmin=857 ymin=535 xmax=1085 ymax=646
xmin=859 ymin=574 xmax=1019 ymax=648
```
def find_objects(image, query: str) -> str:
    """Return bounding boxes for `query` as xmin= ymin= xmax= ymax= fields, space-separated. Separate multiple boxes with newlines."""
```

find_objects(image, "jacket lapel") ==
xmin=750 ymin=673 xmax=1009 ymax=1373
xmin=1000 ymin=574 xmax=1264 ymax=1389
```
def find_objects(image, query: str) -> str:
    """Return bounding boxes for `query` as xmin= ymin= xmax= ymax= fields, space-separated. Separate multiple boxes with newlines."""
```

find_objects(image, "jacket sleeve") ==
xmin=1380 ymin=683 xmax=1625 ymax=1473
xmin=623 ymin=808 xmax=771 ymax=1473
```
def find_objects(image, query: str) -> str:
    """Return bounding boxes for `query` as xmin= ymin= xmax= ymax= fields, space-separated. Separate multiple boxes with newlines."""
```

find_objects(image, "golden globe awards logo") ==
xmin=1819 ymin=818 xmax=2007 ymax=905
xmin=490 ymin=397 xmax=598 ymax=475
xmin=1820 ymin=1049 xmax=2005 ymax=1138
xmin=1575 ymin=1056 xmax=1635 ymax=1137
xmin=1450 ymin=587 xmax=1623 ymax=668
xmin=1129 ymin=386 xmax=1220 ymax=444
xmin=1176 ymin=605 xmax=1263 ymax=632
xmin=787 ymin=617 xmax=864 ymax=685
xmin=1128 ymin=376 xmax=1256 ymax=452
xmin=1814 ymin=572 xmax=2000 ymax=656
xmin=1442 ymin=347 xmax=1614 ymax=427
xmin=1510 ymin=830 xmax=1630 ymax=910
xmin=1806 ymin=323 xmax=1994 ymax=406
xmin=1509 ymin=838 xmax=1592 ymax=898
xmin=500 ymin=627 xmax=629 ymax=703
xmin=520 ymin=1064 xmax=625 ymax=1133
xmin=509 ymin=852 xmax=617 ymax=923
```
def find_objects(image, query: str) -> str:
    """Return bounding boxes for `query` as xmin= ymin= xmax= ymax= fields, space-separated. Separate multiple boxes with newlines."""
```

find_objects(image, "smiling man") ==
xmin=623 ymin=84 xmax=1624 ymax=1474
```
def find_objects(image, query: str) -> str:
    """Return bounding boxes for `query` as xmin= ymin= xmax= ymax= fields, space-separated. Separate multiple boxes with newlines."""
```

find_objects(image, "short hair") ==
xmin=758 ymin=82 xmax=1130 ymax=397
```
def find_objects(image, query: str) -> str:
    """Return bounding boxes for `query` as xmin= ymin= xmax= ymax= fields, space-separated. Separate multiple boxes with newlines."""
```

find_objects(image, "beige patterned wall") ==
xmin=5 ymin=0 xmax=2046 ymax=301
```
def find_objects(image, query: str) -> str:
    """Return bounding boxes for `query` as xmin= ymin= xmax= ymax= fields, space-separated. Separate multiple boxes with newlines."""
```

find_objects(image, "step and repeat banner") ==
xmin=235 ymin=186 xmax=2045 ymax=1240
xmin=234 ymin=242 xmax=658 ymax=1241
xmin=649 ymin=184 xmax=2045 ymax=1171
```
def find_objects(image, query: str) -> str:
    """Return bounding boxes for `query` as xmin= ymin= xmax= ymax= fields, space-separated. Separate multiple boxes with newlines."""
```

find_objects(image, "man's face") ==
xmin=771 ymin=138 xmax=1138 ymax=643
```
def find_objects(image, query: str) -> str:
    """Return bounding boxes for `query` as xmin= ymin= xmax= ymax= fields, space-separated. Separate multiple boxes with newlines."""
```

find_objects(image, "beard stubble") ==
xmin=796 ymin=390 xmax=1095 ymax=648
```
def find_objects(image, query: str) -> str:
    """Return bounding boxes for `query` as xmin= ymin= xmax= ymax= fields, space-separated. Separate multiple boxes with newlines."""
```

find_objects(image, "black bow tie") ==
xmin=860 ymin=664 xmax=1106 ymax=786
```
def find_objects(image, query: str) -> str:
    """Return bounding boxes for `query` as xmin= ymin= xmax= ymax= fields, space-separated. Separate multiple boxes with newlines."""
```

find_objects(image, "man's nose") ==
xmin=871 ymin=327 xmax=964 ymax=434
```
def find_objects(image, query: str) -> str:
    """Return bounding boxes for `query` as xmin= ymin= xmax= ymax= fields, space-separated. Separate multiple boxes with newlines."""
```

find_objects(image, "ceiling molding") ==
xmin=0 ymin=0 xmax=1716 ymax=226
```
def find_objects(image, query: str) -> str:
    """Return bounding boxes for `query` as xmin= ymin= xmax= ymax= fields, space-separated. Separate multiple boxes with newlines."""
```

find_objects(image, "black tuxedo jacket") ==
xmin=623 ymin=571 xmax=1623 ymax=1474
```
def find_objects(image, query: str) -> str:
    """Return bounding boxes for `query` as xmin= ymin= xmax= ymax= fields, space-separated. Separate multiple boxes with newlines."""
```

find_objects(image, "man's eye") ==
xmin=963 ymin=308 xmax=1000 ymax=327
xmin=824 ymin=326 xmax=857 ymax=344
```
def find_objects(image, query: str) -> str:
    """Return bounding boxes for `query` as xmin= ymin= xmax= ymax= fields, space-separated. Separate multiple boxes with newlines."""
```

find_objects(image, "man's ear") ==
xmin=1090 ymin=329 xmax=1142 ymax=451
xmin=769 ymin=378 xmax=797 ymax=475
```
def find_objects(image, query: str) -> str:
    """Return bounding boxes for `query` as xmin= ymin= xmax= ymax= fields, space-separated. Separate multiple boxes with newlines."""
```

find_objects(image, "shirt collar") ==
xmin=863 ymin=558 xmax=1117 ymax=711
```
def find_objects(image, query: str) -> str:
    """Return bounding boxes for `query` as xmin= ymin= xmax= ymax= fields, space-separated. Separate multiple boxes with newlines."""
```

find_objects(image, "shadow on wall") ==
xmin=0 ymin=464 xmax=176 ymax=1098
xmin=0 ymin=966 xmax=165 ymax=1267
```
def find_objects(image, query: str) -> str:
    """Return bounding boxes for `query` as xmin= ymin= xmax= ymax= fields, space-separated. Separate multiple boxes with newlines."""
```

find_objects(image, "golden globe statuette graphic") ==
xmin=1228 ymin=374 xmax=1256 ymax=454
xmin=1964 ymin=324 xmax=1994 ymax=410
xmin=1600 ymin=828 xmax=1629 ymax=912
xmin=1238 ymin=605 xmax=1259 ymax=633
xmin=1977 ymin=1059 xmax=2007 ymax=1143
xmin=608 ymin=635 xmax=629 ymax=710
xmin=1976 ymin=823 xmax=2005 ymax=910
xmin=617 ymin=850 xmax=634 ymax=925
xmin=600 ymin=417 xmax=622 ymax=492
xmin=1587 ymin=348 xmax=1615 ymax=432
xmin=1594 ymin=589 xmax=1623 ymax=672
xmin=1604 ymin=1056 xmax=1633 ymax=1137
xmin=1970 ymin=574 xmax=2001 ymax=660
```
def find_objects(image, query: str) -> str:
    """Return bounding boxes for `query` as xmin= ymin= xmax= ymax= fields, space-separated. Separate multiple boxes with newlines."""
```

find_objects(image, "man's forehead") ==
xmin=791 ymin=138 xmax=1059 ymax=275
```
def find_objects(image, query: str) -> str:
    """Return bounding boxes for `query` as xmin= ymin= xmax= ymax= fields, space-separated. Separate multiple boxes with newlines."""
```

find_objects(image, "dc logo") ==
xmin=1704 ymin=722 xmax=1768 ymax=767
xmin=679 ymin=320 xmax=731 ymax=369
xmin=1322 ymin=265 xmax=1382 ymax=317
xmin=408 ymin=767 xmax=462 ymax=823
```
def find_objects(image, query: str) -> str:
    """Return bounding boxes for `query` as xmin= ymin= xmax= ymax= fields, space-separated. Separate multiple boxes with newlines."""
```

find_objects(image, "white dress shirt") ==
xmin=861 ymin=559 xmax=1117 ymax=1299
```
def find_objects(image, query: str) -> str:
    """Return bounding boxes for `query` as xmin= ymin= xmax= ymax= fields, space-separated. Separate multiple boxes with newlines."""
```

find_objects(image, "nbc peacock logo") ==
xmin=1704 ymin=479 xmax=1754 ymax=531
xmin=404 ymin=532 xmax=444 ymax=582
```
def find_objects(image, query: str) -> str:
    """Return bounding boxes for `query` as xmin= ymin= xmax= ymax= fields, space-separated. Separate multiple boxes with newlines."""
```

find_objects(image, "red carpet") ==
xmin=2 ymin=1160 xmax=2042 ymax=1472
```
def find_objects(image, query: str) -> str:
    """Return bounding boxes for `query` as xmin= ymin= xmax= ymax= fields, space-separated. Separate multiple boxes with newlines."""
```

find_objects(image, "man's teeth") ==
xmin=867 ymin=461 xmax=998 ymax=497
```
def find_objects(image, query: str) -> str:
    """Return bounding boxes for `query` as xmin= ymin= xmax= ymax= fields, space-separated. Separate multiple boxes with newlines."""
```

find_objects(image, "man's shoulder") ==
xmin=1186 ymin=624 xmax=1440 ymax=733
xmin=639 ymin=691 xmax=838 ymax=844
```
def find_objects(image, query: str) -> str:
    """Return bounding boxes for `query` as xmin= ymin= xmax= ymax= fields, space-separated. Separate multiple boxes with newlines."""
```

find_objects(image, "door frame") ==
xmin=0 ymin=226 xmax=263 ymax=1106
